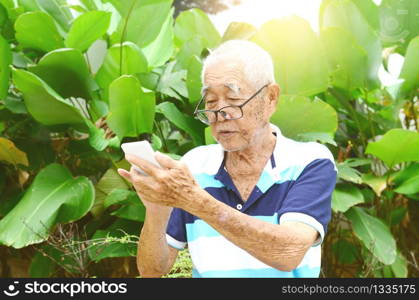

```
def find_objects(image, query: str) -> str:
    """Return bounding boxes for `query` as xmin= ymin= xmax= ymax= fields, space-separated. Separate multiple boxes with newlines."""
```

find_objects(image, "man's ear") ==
xmin=268 ymin=83 xmax=280 ymax=107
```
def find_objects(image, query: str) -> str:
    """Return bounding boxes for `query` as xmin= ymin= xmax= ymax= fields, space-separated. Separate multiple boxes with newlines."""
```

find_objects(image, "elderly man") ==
xmin=117 ymin=40 xmax=337 ymax=278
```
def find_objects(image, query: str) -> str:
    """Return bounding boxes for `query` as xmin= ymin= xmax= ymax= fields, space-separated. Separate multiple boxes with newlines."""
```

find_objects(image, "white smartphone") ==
xmin=121 ymin=140 xmax=161 ymax=175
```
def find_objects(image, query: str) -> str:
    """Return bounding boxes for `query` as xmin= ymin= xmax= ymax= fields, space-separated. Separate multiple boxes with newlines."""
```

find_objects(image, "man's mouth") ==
xmin=218 ymin=130 xmax=237 ymax=137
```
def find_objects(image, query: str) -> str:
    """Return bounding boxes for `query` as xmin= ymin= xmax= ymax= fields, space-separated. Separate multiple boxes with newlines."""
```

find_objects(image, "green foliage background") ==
xmin=0 ymin=0 xmax=418 ymax=278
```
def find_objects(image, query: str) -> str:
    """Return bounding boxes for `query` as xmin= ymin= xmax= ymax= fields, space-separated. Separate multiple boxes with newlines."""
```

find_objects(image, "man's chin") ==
xmin=217 ymin=140 xmax=246 ymax=152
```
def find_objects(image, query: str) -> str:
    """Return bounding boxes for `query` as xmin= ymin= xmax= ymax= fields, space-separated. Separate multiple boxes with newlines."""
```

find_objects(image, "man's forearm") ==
xmin=183 ymin=188 xmax=315 ymax=272
xmin=137 ymin=210 xmax=173 ymax=277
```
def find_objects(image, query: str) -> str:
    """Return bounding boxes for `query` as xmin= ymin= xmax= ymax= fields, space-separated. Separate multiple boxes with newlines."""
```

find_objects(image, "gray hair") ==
xmin=201 ymin=40 xmax=276 ymax=91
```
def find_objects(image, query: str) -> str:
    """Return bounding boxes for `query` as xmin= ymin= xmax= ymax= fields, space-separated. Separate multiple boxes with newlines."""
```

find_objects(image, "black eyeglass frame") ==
xmin=193 ymin=83 xmax=270 ymax=125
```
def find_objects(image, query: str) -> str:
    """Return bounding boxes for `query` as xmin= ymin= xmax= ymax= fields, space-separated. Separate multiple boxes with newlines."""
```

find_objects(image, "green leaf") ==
xmin=95 ymin=42 xmax=148 ymax=102
xmin=104 ymin=189 xmax=137 ymax=208
xmin=351 ymin=0 xmax=380 ymax=31
xmin=0 ymin=137 xmax=28 ymax=167
xmin=320 ymin=27 xmax=368 ymax=90
xmin=110 ymin=0 xmax=173 ymax=48
xmin=390 ymin=250 xmax=408 ymax=278
xmin=361 ymin=173 xmax=387 ymax=196
xmin=88 ymin=218 xmax=139 ymax=262
xmin=379 ymin=0 xmax=419 ymax=49
xmin=222 ymin=22 xmax=257 ymax=42
xmin=156 ymin=101 xmax=205 ymax=146
xmin=345 ymin=206 xmax=396 ymax=265
xmin=151 ymin=133 xmax=162 ymax=151
xmin=14 ymin=11 xmax=64 ymax=52
xmin=65 ymin=11 xmax=111 ymax=52
xmin=93 ymin=168 xmax=129 ymax=217
xmin=111 ymin=201 xmax=145 ymax=222
xmin=321 ymin=0 xmax=381 ymax=89
xmin=332 ymin=240 xmax=359 ymax=264
xmin=252 ymin=16 xmax=329 ymax=96
xmin=0 ymin=34 xmax=11 ymax=101
xmin=337 ymin=162 xmax=363 ymax=184
xmin=174 ymin=8 xmax=221 ymax=49
xmin=36 ymin=0 xmax=73 ymax=32
xmin=332 ymin=184 xmax=364 ymax=213
xmin=392 ymin=163 xmax=419 ymax=195
xmin=175 ymin=36 xmax=204 ymax=71
xmin=28 ymin=48 xmax=97 ymax=100
xmin=389 ymin=206 xmax=407 ymax=226
xmin=157 ymin=61 xmax=188 ymax=100
xmin=296 ymin=132 xmax=337 ymax=146
xmin=12 ymin=68 xmax=87 ymax=128
xmin=0 ymin=163 xmax=94 ymax=248
xmin=365 ymin=129 xmax=419 ymax=168
xmin=186 ymin=55 xmax=203 ymax=106
xmin=141 ymin=7 xmax=174 ymax=69
xmin=271 ymin=95 xmax=338 ymax=140
xmin=29 ymin=249 xmax=56 ymax=278
xmin=205 ymin=126 xmax=217 ymax=145
xmin=107 ymin=75 xmax=155 ymax=139
xmin=399 ymin=36 xmax=419 ymax=97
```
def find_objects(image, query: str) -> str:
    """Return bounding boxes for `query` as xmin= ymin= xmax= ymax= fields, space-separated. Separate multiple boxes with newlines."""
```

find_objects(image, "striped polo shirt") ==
xmin=166 ymin=123 xmax=337 ymax=278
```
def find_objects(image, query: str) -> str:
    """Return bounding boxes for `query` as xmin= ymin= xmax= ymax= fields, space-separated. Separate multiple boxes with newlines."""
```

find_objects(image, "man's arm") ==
xmin=136 ymin=205 xmax=179 ymax=277
xmin=185 ymin=188 xmax=317 ymax=272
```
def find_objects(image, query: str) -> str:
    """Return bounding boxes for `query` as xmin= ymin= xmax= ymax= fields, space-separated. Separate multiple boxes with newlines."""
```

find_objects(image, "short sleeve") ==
xmin=166 ymin=208 xmax=187 ymax=250
xmin=277 ymin=158 xmax=337 ymax=247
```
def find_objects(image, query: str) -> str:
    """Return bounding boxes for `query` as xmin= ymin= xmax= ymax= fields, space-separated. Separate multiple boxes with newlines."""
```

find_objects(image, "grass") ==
xmin=163 ymin=249 xmax=193 ymax=278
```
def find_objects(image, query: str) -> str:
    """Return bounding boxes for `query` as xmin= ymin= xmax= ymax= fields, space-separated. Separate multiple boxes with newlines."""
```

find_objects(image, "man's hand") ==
xmin=117 ymin=151 xmax=200 ymax=210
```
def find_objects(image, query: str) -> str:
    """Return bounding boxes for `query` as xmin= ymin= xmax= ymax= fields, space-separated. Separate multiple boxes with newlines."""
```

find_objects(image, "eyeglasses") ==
xmin=193 ymin=84 xmax=269 ymax=125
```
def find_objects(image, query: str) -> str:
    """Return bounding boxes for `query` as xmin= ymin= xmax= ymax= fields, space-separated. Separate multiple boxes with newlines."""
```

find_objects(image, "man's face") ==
xmin=202 ymin=59 xmax=279 ymax=152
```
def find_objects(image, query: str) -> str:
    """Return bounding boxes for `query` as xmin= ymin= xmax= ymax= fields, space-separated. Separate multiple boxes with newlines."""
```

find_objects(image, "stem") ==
xmin=119 ymin=1 xmax=137 ymax=76
xmin=154 ymin=120 xmax=169 ymax=152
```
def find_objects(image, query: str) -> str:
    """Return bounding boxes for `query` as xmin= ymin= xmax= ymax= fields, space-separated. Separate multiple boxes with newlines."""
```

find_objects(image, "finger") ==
xmin=125 ymin=154 xmax=161 ymax=177
xmin=129 ymin=166 xmax=155 ymax=187
xmin=154 ymin=151 xmax=178 ymax=169
xmin=117 ymin=168 xmax=132 ymax=182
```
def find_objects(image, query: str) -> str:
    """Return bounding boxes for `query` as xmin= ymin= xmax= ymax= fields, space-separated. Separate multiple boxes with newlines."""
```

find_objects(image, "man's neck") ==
xmin=225 ymin=125 xmax=276 ymax=176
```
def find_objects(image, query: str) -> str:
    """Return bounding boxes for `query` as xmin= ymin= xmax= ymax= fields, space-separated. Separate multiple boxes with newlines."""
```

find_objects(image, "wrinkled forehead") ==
xmin=201 ymin=83 xmax=241 ymax=96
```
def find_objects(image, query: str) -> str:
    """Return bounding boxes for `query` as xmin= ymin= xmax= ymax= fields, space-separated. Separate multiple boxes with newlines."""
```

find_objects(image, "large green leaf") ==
xmin=345 ymin=206 xmax=396 ymax=265
xmin=95 ymin=42 xmax=148 ymax=102
xmin=36 ymin=0 xmax=73 ymax=32
xmin=392 ymin=163 xmax=419 ymax=195
xmin=141 ymin=7 xmax=174 ymax=69
xmin=320 ymin=27 xmax=368 ymax=91
xmin=109 ymin=0 xmax=173 ymax=48
xmin=0 ymin=163 xmax=94 ymax=248
xmin=365 ymin=129 xmax=419 ymax=168
xmin=107 ymin=75 xmax=155 ymax=139
xmin=0 ymin=137 xmax=28 ymax=167
xmin=221 ymin=22 xmax=257 ymax=42
xmin=390 ymin=250 xmax=408 ymax=278
xmin=65 ymin=11 xmax=111 ymax=52
xmin=157 ymin=61 xmax=188 ymax=100
xmin=186 ymin=55 xmax=203 ymax=106
xmin=379 ymin=0 xmax=419 ymax=49
xmin=321 ymin=0 xmax=381 ymax=89
xmin=0 ymin=33 xmax=11 ymax=100
xmin=270 ymin=95 xmax=338 ymax=140
xmin=156 ymin=101 xmax=205 ymax=146
xmin=14 ymin=11 xmax=64 ymax=52
xmin=175 ymin=36 xmax=204 ymax=71
xmin=174 ymin=8 xmax=221 ymax=49
xmin=12 ymin=68 xmax=87 ymax=128
xmin=252 ymin=16 xmax=329 ymax=96
xmin=28 ymin=48 xmax=97 ymax=100
xmin=399 ymin=36 xmax=419 ymax=97
xmin=93 ymin=168 xmax=129 ymax=217
xmin=332 ymin=184 xmax=364 ymax=213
